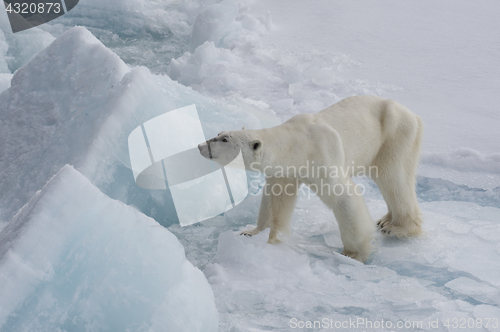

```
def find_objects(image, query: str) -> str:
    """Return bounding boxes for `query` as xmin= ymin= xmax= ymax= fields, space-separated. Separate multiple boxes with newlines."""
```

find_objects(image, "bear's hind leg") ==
xmin=373 ymin=148 xmax=422 ymax=237
xmin=374 ymin=116 xmax=423 ymax=237
xmin=375 ymin=168 xmax=422 ymax=237
xmin=316 ymin=179 xmax=375 ymax=263
xmin=376 ymin=211 xmax=391 ymax=229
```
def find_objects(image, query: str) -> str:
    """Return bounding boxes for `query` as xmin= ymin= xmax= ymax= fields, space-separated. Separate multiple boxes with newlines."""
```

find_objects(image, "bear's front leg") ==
xmin=240 ymin=181 xmax=273 ymax=238
xmin=240 ymin=178 xmax=299 ymax=244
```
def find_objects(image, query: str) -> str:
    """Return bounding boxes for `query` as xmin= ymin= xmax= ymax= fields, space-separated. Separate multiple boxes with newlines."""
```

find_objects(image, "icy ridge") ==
xmin=0 ymin=26 xmax=129 ymax=225
xmin=0 ymin=165 xmax=218 ymax=331
xmin=0 ymin=25 xmax=260 ymax=227
xmin=40 ymin=0 xmax=204 ymax=74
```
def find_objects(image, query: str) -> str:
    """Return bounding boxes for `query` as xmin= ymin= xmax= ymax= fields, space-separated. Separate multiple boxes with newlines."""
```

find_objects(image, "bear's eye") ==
xmin=222 ymin=137 xmax=228 ymax=143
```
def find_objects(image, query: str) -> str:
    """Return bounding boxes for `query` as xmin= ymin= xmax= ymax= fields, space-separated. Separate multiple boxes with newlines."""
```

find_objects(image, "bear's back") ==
xmin=315 ymin=95 xmax=390 ymax=167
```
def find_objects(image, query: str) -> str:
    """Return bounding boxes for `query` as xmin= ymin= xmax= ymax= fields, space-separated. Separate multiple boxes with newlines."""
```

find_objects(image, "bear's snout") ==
xmin=198 ymin=142 xmax=210 ymax=159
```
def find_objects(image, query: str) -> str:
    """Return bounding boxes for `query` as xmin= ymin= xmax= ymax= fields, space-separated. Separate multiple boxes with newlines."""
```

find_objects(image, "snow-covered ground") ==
xmin=0 ymin=0 xmax=499 ymax=331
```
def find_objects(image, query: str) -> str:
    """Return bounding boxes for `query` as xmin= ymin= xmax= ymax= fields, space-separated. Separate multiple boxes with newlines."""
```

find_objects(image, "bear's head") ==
xmin=198 ymin=129 xmax=264 ymax=170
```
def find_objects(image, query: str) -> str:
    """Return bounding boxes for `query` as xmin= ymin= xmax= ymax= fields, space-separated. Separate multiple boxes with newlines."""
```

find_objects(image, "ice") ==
xmin=0 ymin=9 xmax=55 ymax=73
xmin=422 ymin=148 xmax=500 ymax=174
xmin=445 ymin=277 xmax=500 ymax=305
xmin=0 ymin=73 xmax=11 ymax=93
xmin=0 ymin=0 xmax=499 ymax=330
xmin=416 ymin=176 xmax=500 ymax=208
xmin=189 ymin=1 xmax=239 ymax=52
xmin=39 ymin=0 xmax=203 ymax=74
xmin=474 ymin=305 xmax=500 ymax=332
xmin=0 ymin=165 xmax=218 ymax=331
xmin=418 ymin=149 xmax=500 ymax=199
xmin=0 ymin=30 xmax=8 ymax=73
xmin=0 ymin=26 xmax=260 ymax=226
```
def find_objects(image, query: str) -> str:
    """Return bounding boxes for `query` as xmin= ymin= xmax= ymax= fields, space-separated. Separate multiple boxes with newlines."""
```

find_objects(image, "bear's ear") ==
xmin=242 ymin=126 xmax=246 ymax=130
xmin=250 ymin=139 xmax=263 ymax=153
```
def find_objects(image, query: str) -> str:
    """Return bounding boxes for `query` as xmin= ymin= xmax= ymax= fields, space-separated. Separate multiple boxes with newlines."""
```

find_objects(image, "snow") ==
xmin=249 ymin=0 xmax=500 ymax=153
xmin=171 ymin=193 xmax=500 ymax=331
xmin=0 ymin=0 xmax=499 ymax=331
xmin=0 ymin=165 xmax=218 ymax=331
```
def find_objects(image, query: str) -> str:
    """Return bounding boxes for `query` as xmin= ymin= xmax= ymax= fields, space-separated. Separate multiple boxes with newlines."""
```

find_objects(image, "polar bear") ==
xmin=198 ymin=95 xmax=423 ymax=263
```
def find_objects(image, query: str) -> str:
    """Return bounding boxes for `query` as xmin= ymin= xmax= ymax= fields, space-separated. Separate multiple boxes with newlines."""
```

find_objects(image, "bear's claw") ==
xmin=239 ymin=228 xmax=261 ymax=237
xmin=378 ymin=220 xmax=422 ymax=238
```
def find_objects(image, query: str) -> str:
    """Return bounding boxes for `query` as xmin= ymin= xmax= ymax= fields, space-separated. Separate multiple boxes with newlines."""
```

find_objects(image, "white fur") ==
xmin=198 ymin=95 xmax=423 ymax=263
